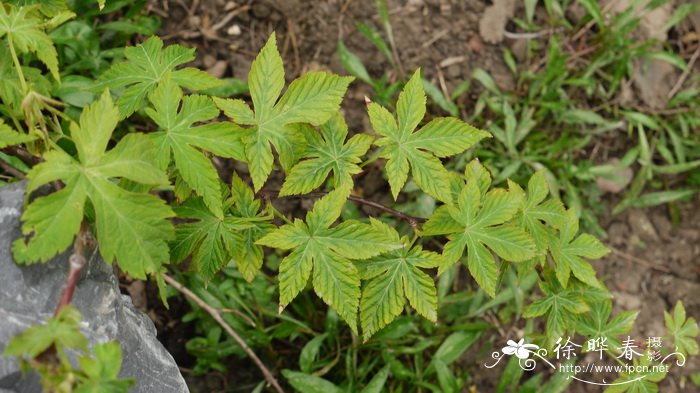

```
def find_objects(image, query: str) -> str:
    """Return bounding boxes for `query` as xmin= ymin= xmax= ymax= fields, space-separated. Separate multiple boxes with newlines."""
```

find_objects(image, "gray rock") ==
xmin=0 ymin=181 xmax=188 ymax=393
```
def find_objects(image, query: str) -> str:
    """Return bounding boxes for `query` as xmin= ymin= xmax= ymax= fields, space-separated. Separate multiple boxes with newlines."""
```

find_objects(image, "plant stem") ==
xmin=53 ymin=220 xmax=90 ymax=316
xmin=608 ymin=245 xmax=671 ymax=274
xmin=346 ymin=193 xmax=426 ymax=228
xmin=0 ymin=160 xmax=25 ymax=179
xmin=667 ymin=46 xmax=700 ymax=99
xmin=7 ymin=36 xmax=28 ymax=94
xmin=35 ymin=221 xmax=91 ymax=366
xmin=270 ymin=206 xmax=293 ymax=225
xmin=260 ymin=190 xmax=427 ymax=230
xmin=161 ymin=273 xmax=286 ymax=393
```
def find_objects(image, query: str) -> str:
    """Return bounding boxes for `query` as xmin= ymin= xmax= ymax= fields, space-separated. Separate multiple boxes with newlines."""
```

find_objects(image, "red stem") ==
xmin=53 ymin=220 xmax=90 ymax=316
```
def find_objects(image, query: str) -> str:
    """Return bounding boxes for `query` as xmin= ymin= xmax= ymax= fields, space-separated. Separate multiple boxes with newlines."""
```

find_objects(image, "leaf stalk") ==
xmin=7 ymin=35 xmax=28 ymax=94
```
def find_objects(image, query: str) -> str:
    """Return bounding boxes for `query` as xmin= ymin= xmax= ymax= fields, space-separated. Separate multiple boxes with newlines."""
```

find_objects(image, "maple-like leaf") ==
xmin=145 ymin=76 xmax=244 ymax=218
xmin=98 ymin=36 xmax=222 ymax=118
xmin=170 ymin=173 xmax=274 ymax=282
xmin=280 ymin=114 xmax=373 ymax=195
xmin=170 ymin=196 xmax=252 ymax=282
xmin=229 ymin=172 xmax=276 ymax=282
xmin=76 ymin=342 xmax=134 ymax=393
xmin=422 ymin=160 xmax=535 ymax=297
xmin=358 ymin=222 xmax=440 ymax=340
xmin=12 ymin=90 xmax=174 ymax=279
xmin=256 ymin=187 xmax=401 ymax=332
xmin=0 ymin=4 xmax=61 ymax=81
xmin=3 ymin=306 xmax=86 ymax=359
xmin=214 ymin=33 xmax=353 ymax=191
xmin=367 ymin=69 xmax=490 ymax=202
xmin=664 ymin=300 xmax=699 ymax=356
xmin=523 ymin=276 xmax=590 ymax=343
xmin=549 ymin=209 xmax=609 ymax=288
xmin=576 ymin=300 xmax=638 ymax=350
xmin=508 ymin=170 xmax=567 ymax=263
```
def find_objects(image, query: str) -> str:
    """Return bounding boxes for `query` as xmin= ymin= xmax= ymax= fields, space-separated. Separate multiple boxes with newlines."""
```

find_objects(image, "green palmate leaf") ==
xmin=4 ymin=0 xmax=69 ymax=18
xmin=509 ymin=170 xmax=567 ymax=263
xmin=13 ymin=90 xmax=173 ymax=279
xmin=215 ymin=33 xmax=353 ymax=191
xmin=0 ymin=119 xmax=35 ymax=148
xmin=98 ymin=35 xmax=222 ymax=118
xmin=257 ymin=187 xmax=401 ymax=333
xmin=170 ymin=196 xmax=252 ymax=282
xmin=422 ymin=161 xmax=534 ymax=297
xmin=4 ymin=305 xmax=86 ymax=359
xmin=368 ymin=70 xmax=490 ymax=202
xmin=664 ymin=300 xmax=699 ymax=356
xmin=523 ymin=276 xmax=589 ymax=343
xmin=171 ymin=173 xmax=274 ymax=282
xmin=463 ymin=159 xmax=492 ymax=195
xmin=280 ymin=114 xmax=373 ymax=195
xmin=358 ymin=223 xmax=440 ymax=340
xmin=549 ymin=209 xmax=609 ymax=288
xmin=576 ymin=300 xmax=638 ymax=350
xmin=75 ymin=342 xmax=134 ymax=393
xmin=228 ymin=173 xmax=276 ymax=281
xmin=0 ymin=4 xmax=61 ymax=80
xmin=145 ymin=77 xmax=244 ymax=218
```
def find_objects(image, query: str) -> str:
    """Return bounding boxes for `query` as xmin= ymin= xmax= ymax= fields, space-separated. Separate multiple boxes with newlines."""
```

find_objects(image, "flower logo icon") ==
xmin=485 ymin=337 xmax=552 ymax=370
xmin=502 ymin=339 xmax=539 ymax=359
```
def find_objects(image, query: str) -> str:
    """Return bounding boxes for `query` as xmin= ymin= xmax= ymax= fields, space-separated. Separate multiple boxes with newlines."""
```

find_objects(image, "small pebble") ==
xmin=227 ymin=24 xmax=242 ymax=36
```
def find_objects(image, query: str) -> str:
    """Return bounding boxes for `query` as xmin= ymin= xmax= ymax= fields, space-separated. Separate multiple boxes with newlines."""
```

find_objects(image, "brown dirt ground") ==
xmin=142 ymin=0 xmax=700 ymax=391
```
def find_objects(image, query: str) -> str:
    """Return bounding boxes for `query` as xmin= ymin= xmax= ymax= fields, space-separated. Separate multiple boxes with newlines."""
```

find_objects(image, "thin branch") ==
xmin=220 ymin=308 xmax=257 ymax=328
xmin=161 ymin=273 xmax=285 ymax=393
xmin=608 ymin=245 xmax=671 ymax=274
xmin=53 ymin=220 xmax=91 ymax=316
xmin=422 ymin=28 xmax=449 ymax=48
xmin=260 ymin=190 xmax=427 ymax=230
xmin=667 ymin=46 xmax=700 ymax=99
xmin=0 ymin=160 xmax=25 ymax=179
xmin=347 ymin=194 xmax=426 ymax=228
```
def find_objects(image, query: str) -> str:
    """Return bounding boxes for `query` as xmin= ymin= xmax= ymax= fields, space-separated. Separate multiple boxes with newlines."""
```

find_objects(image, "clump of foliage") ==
xmin=337 ymin=0 xmax=700 ymax=236
xmin=467 ymin=0 xmax=700 ymax=233
xmin=1 ymin=0 xmax=698 ymax=391
xmin=3 ymin=306 xmax=133 ymax=393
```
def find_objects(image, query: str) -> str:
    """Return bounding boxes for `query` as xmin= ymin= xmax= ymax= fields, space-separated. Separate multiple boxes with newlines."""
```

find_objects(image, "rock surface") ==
xmin=0 ymin=181 xmax=188 ymax=393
